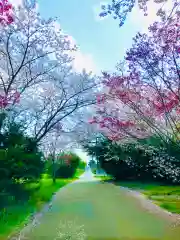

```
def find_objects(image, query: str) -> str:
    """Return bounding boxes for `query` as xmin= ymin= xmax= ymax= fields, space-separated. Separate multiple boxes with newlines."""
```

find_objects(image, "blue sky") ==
xmin=36 ymin=0 xmax=159 ymax=162
xmin=37 ymin=0 xmax=158 ymax=74
xmin=13 ymin=0 xmax=160 ymax=73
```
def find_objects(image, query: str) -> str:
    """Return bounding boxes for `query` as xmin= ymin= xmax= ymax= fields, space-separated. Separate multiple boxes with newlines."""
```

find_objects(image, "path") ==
xmin=11 ymin=172 xmax=180 ymax=240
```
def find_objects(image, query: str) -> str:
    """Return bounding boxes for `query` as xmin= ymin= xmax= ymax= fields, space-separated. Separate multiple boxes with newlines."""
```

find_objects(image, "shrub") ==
xmin=84 ymin=136 xmax=180 ymax=184
xmin=46 ymin=152 xmax=83 ymax=179
xmin=56 ymin=152 xmax=81 ymax=178
xmin=0 ymin=117 xmax=44 ymax=197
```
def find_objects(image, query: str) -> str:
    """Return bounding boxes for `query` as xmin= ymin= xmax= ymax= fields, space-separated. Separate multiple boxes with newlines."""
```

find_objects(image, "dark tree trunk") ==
xmin=52 ymin=155 xmax=56 ymax=184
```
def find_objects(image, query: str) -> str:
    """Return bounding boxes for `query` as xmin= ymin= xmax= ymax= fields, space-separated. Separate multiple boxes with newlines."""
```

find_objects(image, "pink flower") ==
xmin=88 ymin=116 xmax=98 ymax=124
xmin=0 ymin=95 xmax=8 ymax=108
xmin=0 ymin=0 xmax=13 ymax=25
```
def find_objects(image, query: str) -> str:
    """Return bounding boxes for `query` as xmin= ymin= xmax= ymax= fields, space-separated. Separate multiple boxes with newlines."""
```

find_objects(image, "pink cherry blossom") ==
xmin=0 ymin=0 xmax=14 ymax=25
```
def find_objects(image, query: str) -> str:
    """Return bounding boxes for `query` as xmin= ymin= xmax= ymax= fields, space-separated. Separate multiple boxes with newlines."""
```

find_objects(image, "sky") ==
xmin=74 ymin=149 xmax=89 ymax=163
xmin=36 ymin=0 xmax=159 ymax=74
xmin=11 ymin=0 xmax=172 ymax=163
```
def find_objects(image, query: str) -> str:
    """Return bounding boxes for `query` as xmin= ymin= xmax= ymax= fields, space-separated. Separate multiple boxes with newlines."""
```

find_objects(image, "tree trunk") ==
xmin=52 ymin=156 xmax=56 ymax=184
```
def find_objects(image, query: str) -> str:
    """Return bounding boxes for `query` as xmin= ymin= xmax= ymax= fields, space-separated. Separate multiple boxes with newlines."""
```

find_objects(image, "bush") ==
xmin=56 ymin=152 xmax=81 ymax=178
xmin=78 ymin=160 xmax=86 ymax=169
xmin=84 ymin=136 xmax=180 ymax=184
xmin=46 ymin=152 xmax=83 ymax=179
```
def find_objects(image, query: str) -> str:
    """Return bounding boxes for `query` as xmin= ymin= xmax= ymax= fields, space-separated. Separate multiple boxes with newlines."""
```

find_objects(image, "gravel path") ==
xmin=9 ymin=174 xmax=180 ymax=240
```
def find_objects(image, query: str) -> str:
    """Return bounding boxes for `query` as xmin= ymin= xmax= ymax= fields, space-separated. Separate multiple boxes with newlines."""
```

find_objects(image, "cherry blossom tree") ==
xmin=99 ymin=0 xmax=179 ymax=27
xmin=13 ymin=70 xmax=98 ymax=143
xmin=0 ymin=4 xmax=100 ymax=150
xmin=0 ymin=6 xmax=75 ymax=110
xmin=0 ymin=0 xmax=15 ymax=110
xmin=0 ymin=4 xmax=80 ymax=138
xmin=63 ymin=106 xmax=101 ymax=145
xmin=90 ymin=9 xmax=180 ymax=143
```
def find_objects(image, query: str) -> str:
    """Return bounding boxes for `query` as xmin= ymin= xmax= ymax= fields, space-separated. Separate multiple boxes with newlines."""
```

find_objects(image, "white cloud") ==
xmin=11 ymin=0 xmax=98 ymax=74
xmin=129 ymin=1 xmax=157 ymax=32
xmin=128 ymin=0 xmax=175 ymax=33
xmin=93 ymin=0 xmax=175 ymax=32
xmin=52 ymin=22 xmax=98 ymax=74
xmin=72 ymin=51 xmax=98 ymax=74
xmin=92 ymin=0 xmax=158 ymax=24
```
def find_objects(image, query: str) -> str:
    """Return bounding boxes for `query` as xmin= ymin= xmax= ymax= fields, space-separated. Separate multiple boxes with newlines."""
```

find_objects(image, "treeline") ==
xmin=84 ymin=136 xmax=180 ymax=184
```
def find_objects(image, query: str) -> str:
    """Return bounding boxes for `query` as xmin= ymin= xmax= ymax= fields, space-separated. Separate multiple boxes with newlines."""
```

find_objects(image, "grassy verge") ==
xmin=0 ymin=169 xmax=84 ymax=240
xmin=116 ymin=181 xmax=180 ymax=214
xmin=95 ymin=175 xmax=113 ymax=181
xmin=74 ymin=168 xmax=84 ymax=178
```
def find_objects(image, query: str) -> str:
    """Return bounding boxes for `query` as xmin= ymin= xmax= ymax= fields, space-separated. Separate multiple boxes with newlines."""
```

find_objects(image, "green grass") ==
xmin=0 ymin=169 xmax=84 ymax=240
xmin=95 ymin=175 xmax=113 ymax=181
xmin=27 ymin=177 xmax=72 ymax=208
xmin=117 ymin=181 xmax=180 ymax=214
xmin=74 ymin=168 xmax=85 ymax=178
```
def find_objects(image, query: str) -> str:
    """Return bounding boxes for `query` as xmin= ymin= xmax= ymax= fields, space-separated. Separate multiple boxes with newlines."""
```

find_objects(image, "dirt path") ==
xmin=10 ymin=174 xmax=180 ymax=240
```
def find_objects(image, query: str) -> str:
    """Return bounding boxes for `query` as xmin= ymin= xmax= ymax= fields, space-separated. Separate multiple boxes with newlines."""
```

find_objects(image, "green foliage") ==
xmin=0 ymin=115 xmax=44 ymax=210
xmin=46 ymin=152 xmax=83 ymax=179
xmin=88 ymin=159 xmax=97 ymax=173
xmin=56 ymin=152 xmax=80 ymax=178
xmin=84 ymin=136 xmax=180 ymax=184
xmin=78 ymin=160 xmax=86 ymax=169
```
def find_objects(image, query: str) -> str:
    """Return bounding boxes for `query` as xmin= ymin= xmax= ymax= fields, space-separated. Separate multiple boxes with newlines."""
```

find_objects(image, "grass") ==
xmin=95 ymin=175 xmax=113 ymax=181
xmin=116 ymin=181 xmax=180 ymax=214
xmin=0 ymin=169 xmax=84 ymax=240
xmin=74 ymin=168 xmax=85 ymax=178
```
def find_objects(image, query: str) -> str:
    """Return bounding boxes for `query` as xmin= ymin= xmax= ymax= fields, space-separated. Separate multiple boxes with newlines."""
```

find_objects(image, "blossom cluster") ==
xmin=123 ymin=144 xmax=180 ymax=183
xmin=0 ymin=91 xmax=20 ymax=108
xmin=0 ymin=0 xmax=14 ymax=25
xmin=57 ymin=154 xmax=72 ymax=166
xmin=90 ymin=10 xmax=180 ymax=142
